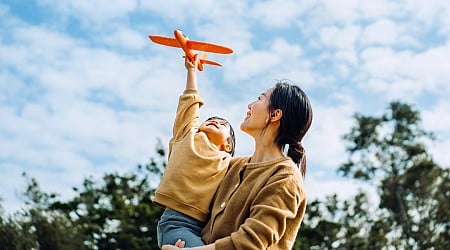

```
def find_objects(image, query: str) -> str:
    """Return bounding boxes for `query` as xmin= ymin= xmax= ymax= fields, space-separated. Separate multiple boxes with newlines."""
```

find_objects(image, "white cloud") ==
xmin=319 ymin=25 xmax=361 ymax=51
xmin=404 ymin=44 xmax=450 ymax=92
xmin=306 ymin=96 xmax=356 ymax=169
xmin=225 ymin=37 xmax=305 ymax=82
xmin=423 ymin=100 xmax=450 ymax=132
xmin=402 ymin=0 xmax=450 ymax=35
xmin=250 ymin=0 xmax=314 ymax=28
xmin=39 ymin=0 xmax=138 ymax=25
xmin=0 ymin=163 xmax=29 ymax=212
xmin=226 ymin=50 xmax=279 ymax=81
xmin=360 ymin=19 xmax=400 ymax=46
xmin=360 ymin=42 xmax=450 ymax=100
xmin=319 ymin=0 xmax=361 ymax=24
xmin=100 ymin=28 xmax=149 ymax=51
xmin=304 ymin=175 xmax=379 ymax=206
xmin=358 ymin=1 xmax=397 ymax=20
xmin=422 ymin=100 xmax=450 ymax=167
xmin=140 ymin=0 xmax=248 ymax=26
xmin=317 ymin=25 xmax=361 ymax=68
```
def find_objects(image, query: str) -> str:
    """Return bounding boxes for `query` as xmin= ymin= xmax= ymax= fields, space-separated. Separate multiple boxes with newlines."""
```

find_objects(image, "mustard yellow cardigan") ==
xmin=202 ymin=156 xmax=307 ymax=249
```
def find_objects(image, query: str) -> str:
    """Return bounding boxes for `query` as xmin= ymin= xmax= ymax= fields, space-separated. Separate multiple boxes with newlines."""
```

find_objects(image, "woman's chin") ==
xmin=240 ymin=122 xmax=251 ymax=133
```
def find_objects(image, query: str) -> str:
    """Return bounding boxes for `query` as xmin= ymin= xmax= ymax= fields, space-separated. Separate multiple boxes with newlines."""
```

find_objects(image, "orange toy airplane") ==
xmin=149 ymin=29 xmax=233 ymax=71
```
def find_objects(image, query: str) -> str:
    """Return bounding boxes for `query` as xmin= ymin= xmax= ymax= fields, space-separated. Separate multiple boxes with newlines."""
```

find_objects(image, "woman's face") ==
xmin=240 ymin=87 xmax=273 ymax=135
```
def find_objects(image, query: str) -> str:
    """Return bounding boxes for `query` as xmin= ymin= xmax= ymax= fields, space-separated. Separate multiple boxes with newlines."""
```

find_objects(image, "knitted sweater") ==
xmin=201 ymin=156 xmax=307 ymax=249
xmin=152 ymin=89 xmax=231 ymax=222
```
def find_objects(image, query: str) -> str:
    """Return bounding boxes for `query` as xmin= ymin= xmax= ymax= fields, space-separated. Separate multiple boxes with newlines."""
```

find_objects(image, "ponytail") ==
xmin=287 ymin=141 xmax=307 ymax=177
xmin=269 ymin=80 xmax=313 ymax=177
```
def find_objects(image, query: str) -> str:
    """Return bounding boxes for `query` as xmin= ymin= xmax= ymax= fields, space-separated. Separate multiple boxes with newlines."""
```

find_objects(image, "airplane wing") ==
xmin=187 ymin=40 xmax=233 ymax=54
xmin=148 ymin=35 xmax=181 ymax=48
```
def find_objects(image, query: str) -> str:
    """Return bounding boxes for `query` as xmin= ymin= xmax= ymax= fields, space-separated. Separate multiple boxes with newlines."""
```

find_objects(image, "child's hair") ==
xmin=205 ymin=116 xmax=236 ymax=156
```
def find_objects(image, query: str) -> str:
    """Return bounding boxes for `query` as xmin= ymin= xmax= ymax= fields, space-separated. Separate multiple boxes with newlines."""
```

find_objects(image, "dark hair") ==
xmin=205 ymin=116 xmax=236 ymax=156
xmin=268 ymin=80 xmax=313 ymax=177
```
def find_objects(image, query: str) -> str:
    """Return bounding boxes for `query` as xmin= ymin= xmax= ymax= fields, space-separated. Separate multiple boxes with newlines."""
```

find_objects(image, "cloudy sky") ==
xmin=1 ymin=0 xmax=449 ymax=213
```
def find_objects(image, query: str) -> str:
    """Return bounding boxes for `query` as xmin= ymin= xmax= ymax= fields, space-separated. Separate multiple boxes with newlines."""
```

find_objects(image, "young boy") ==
xmin=153 ymin=54 xmax=236 ymax=248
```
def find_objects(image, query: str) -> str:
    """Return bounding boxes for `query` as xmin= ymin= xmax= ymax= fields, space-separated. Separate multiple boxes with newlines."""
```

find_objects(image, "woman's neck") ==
xmin=250 ymin=137 xmax=284 ymax=163
xmin=248 ymin=121 xmax=284 ymax=163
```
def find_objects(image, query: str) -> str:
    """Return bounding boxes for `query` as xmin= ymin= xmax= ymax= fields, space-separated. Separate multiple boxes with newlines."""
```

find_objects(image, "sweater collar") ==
xmin=244 ymin=156 xmax=291 ymax=169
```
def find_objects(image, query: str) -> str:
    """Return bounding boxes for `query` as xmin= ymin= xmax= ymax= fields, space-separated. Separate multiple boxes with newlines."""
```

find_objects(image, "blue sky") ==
xmin=1 ymin=0 xmax=449 ymax=213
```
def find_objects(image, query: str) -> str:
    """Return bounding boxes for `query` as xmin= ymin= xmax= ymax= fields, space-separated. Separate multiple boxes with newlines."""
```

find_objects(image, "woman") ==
xmin=164 ymin=80 xmax=313 ymax=249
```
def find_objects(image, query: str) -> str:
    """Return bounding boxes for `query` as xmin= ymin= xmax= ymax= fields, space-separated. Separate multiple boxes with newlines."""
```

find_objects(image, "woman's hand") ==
xmin=161 ymin=245 xmax=182 ymax=250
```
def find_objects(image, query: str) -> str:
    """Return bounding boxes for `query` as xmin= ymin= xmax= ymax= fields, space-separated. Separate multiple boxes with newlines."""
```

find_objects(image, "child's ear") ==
xmin=221 ymin=143 xmax=232 ymax=153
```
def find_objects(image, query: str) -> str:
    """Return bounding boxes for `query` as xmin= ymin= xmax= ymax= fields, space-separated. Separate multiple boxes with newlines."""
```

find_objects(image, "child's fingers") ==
xmin=185 ymin=56 xmax=196 ymax=69
xmin=175 ymin=239 xmax=186 ymax=248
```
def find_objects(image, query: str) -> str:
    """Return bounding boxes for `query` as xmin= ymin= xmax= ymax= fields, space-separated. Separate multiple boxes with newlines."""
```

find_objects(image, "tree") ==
xmin=0 ymin=174 xmax=85 ymax=250
xmin=49 ymin=141 xmax=166 ymax=249
xmin=0 ymin=140 xmax=167 ymax=249
xmin=338 ymin=101 xmax=449 ymax=249
xmin=1 ymin=200 xmax=37 ymax=250
xmin=296 ymin=191 xmax=390 ymax=250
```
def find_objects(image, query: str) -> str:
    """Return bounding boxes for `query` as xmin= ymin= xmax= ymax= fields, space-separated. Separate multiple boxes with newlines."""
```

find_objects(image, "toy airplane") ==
xmin=149 ymin=29 xmax=233 ymax=71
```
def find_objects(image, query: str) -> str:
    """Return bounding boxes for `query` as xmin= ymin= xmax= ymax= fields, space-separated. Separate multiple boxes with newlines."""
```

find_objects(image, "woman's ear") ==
xmin=270 ymin=109 xmax=283 ymax=122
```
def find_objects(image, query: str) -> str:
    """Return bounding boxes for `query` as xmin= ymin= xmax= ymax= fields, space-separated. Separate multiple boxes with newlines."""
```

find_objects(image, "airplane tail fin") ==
xmin=199 ymin=53 xmax=222 ymax=67
xmin=200 ymin=59 xmax=222 ymax=67
xmin=183 ymin=53 xmax=222 ymax=71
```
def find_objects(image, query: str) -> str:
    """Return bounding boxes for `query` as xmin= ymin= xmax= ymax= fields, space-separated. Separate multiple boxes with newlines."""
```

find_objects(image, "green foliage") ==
xmin=1 ymin=173 xmax=85 ymax=250
xmin=0 ymin=141 xmax=166 ymax=250
xmin=296 ymin=192 xmax=390 ymax=249
xmin=336 ymin=101 xmax=449 ymax=249
xmin=50 ymin=167 xmax=164 ymax=249
xmin=0 ymin=210 xmax=38 ymax=250
xmin=294 ymin=101 xmax=448 ymax=249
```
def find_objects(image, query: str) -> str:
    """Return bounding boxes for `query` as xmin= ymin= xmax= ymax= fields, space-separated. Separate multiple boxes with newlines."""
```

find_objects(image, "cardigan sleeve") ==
xmin=171 ymin=89 xmax=204 ymax=141
xmin=215 ymin=172 xmax=305 ymax=249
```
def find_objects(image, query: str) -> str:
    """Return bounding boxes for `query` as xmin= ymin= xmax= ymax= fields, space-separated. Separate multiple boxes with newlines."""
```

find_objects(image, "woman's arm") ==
xmin=162 ymin=243 xmax=215 ymax=250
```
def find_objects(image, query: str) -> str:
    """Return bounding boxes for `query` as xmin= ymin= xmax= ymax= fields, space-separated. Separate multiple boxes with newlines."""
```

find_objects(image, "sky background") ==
xmin=1 ymin=0 xmax=449 ymax=214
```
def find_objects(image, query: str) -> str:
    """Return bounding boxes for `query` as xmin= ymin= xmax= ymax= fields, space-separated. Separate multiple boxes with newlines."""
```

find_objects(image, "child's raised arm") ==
xmin=185 ymin=54 xmax=199 ymax=91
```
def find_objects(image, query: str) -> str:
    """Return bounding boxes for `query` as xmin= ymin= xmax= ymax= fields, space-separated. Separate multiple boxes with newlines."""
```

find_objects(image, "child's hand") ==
xmin=161 ymin=239 xmax=186 ymax=249
xmin=185 ymin=54 xmax=199 ymax=70
xmin=175 ymin=239 xmax=186 ymax=248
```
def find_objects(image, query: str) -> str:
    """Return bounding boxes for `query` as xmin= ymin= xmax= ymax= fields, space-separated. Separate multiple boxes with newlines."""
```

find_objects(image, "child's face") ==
xmin=198 ymin=118 xmax=232 ymax=152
